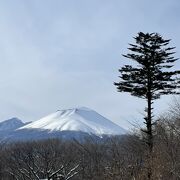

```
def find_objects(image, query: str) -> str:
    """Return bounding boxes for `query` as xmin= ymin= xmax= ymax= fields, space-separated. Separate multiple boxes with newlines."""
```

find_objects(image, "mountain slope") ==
xmin=19 ymin=107 xmax=127 ymax=136
xmin=0 ymin=118 xmax=26 ymax=141
xmin=0 ymin=118 xmax=24 ymax=131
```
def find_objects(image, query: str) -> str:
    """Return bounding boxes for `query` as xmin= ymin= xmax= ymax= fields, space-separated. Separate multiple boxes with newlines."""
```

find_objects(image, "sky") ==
xmin=0 ymin=0 xmax=180 ymax=129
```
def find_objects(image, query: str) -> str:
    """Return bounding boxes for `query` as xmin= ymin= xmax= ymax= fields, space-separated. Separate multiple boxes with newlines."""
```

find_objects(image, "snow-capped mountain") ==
xmin=19 ymin=107 xmax=127 ymax=136
xmin=0 ymin=107 xmax=127 ymax=142
xmin=0 ymin=118 xmax=24 ymax=131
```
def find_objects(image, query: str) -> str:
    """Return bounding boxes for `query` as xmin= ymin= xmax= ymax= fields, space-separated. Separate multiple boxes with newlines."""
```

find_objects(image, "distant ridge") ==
xmin=0 ymin=118 xmax=24 ymax=131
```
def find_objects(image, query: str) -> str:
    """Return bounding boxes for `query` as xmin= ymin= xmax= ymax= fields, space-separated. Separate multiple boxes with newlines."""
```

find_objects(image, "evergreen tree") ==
xmin=114 ymin=32 xmax=180 ymax=179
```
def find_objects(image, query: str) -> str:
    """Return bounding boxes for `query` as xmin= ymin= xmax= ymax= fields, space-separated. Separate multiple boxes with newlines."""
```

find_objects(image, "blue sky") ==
xmin=0 ymin=0 xmax=180 ymax=129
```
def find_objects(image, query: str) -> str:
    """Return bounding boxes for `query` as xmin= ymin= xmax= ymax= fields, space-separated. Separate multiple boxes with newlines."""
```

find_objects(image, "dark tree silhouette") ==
xmin=114 ymin=32 xmax=180 ymax=179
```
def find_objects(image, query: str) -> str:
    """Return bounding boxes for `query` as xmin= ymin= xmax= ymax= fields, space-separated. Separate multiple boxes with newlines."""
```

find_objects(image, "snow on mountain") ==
xmin=19 ymin=107 xmax=127 ymax=136
xmin=0 ymin=118 xmax=24 ymax=131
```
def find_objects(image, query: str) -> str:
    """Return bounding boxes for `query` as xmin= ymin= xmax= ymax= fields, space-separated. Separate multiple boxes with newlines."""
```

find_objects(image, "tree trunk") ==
xmin=147 ymin=93 xmax=153 ymax=180
xmin=146 ymin=68 xmax=153 ymax=180
xmin=147 ymin=93 xmax=153 ymax=153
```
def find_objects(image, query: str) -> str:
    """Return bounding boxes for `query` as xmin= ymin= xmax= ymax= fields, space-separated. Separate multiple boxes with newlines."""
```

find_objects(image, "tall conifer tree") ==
xmin=114 ymin=32 xmax=180 ymax=179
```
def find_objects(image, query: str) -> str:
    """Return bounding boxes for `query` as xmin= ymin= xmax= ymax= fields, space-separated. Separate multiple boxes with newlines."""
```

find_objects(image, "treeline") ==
xmin=0 ymin=105 xmax=179 ymax=180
